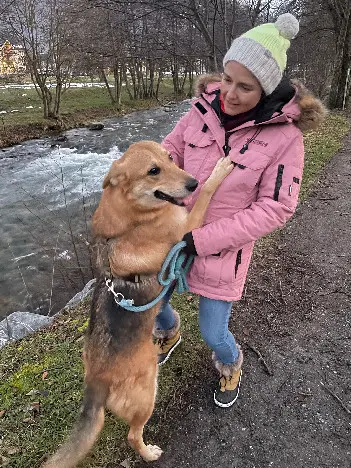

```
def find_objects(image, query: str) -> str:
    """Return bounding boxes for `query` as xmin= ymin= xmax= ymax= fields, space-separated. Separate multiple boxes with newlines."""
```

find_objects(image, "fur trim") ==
xmin=194 ymin=73 xmax=326 ymax=132
xmin=212 ymin=345 xmax=243 ymax=377
xmin=292 ymin=80 xmax=327 ymax=132
xmin=153 ymin=309 xmax=180 ymax=340
xmin=195 ymin=73 xmax=221 ymax=97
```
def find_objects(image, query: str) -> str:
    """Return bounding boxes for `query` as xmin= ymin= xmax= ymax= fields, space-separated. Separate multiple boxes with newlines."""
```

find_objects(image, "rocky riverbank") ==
xmin=0 ymin=99 xmax=174 ymax=149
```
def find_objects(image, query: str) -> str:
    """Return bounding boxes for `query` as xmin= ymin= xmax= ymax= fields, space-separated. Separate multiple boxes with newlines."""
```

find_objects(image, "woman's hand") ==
xmin=203 ymin=157 xmax=234 ymax=193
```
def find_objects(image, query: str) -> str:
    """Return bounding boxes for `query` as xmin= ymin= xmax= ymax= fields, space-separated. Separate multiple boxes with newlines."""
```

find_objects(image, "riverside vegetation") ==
xmin=0 ymin=78 xmax=180 ymax=148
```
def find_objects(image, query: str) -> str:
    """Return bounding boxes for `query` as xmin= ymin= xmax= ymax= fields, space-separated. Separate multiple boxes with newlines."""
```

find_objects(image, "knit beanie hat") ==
xmin=223 ymin=13 xmax=299 ymax=95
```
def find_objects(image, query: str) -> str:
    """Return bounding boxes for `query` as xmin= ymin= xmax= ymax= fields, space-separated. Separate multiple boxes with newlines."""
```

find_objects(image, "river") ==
xmin=0 ymin=101 xmax=191 ymax=319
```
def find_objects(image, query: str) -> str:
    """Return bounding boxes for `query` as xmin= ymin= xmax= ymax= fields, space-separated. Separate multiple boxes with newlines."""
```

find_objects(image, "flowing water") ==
xmin=0 ymin=101 xmax=191 ymax=319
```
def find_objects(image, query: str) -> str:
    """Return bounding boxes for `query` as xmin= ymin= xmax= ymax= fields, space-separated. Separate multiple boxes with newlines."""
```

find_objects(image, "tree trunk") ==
xmin=122 ymin=62 xmax=133 ymax=100
xmin=188 ymin=63 xmax=195 ymax=97
xmin=328 ymin=34 xmax=351 ymax=108
xmin=148 ymin=60 xmax=155 ymax=98
xmin=155 ymin=69 xmax=163 ymax=100
xmin=113 ymin=61 xmax=123 ymax=110
xmin=101 ymin=68 xmax=116 ymax=104
xmin=53 ymin=81 xmax=63 ymax=117
xmin=328 ymin=4 xmax=351 ymax=109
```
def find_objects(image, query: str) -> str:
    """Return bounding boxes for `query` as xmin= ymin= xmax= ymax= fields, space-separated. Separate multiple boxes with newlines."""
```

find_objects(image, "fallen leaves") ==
xmin=5 ymin=447 xmax=19 ymax=456
xmin=0 ymin=455 xmax=10 ymax=466
xmin=0 ymin=447 xmax=20 ymax=465
xmin=21 ymin=400 xmax=41 ymax=423
xmin=120 ymin=459 xmax=131 ymax=468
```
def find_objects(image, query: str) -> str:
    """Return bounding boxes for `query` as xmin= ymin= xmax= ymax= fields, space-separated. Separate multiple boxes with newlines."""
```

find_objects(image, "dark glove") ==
xmin=182 ymin=232 xmax=198 ymax=256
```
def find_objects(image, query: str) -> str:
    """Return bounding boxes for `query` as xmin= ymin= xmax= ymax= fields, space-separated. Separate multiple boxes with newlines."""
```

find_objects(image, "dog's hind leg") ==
xmin=127 ymin=367 xmax=163 ymax=462
xmin=108 ymin=365 xmax=162 ymax=462
xmin=128 ymin=420 xmax=163 ymax=462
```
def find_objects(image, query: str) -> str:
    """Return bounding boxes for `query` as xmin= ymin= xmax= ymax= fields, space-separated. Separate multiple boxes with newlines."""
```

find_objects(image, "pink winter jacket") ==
xmin=162 ymin=75 xmax=326 ymax=301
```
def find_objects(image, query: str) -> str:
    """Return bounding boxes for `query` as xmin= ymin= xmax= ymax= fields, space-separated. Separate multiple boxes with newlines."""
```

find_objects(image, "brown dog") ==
xmin=43 ymin=141 xmax=233 ymax=467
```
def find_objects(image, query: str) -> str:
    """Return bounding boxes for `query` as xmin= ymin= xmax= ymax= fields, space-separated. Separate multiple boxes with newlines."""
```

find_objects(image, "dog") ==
xmin=43 ymin=141 xmax=233 ymax=467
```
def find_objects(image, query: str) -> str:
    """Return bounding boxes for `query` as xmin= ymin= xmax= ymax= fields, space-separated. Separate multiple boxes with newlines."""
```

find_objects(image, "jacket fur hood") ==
xmin=194 ymin=74 xmax=327 ymax=133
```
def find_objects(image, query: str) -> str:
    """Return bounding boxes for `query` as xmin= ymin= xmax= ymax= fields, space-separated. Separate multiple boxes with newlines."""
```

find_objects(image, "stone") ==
xmin=87 ymin=122 xmax=104 ymax=131
xmin=0 ymin=311 xmax=54 ymax=348
xmin=61 ymin=278 xmax=96 ymax=311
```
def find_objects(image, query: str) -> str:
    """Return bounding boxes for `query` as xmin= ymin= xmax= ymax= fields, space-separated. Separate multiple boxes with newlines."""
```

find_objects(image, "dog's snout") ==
xmin=185 ymin=178 xmax=198 ymax=193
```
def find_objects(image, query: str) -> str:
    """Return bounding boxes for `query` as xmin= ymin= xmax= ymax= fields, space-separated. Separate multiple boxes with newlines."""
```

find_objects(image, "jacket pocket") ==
xmin=217 ymin=248 xmax=246 ymax=288
xmin=183 ymin=128 xmax=215 ymax=148
xmin=189 ymin=255 xmax=221 ymax=288
xmin=190 ymin=249 xmax=247 ymax=290
xmin=213 ymin=150 xmax=269 ymax=204
xmin=183 ymin=128 xmax=216 ymax=178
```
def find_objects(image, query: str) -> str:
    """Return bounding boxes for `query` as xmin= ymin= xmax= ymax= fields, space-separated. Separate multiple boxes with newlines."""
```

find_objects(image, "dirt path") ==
xmin=142 ymin=132 xmax=351 ymax=468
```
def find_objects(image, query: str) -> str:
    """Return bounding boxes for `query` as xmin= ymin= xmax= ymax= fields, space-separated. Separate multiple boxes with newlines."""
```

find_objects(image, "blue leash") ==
xmin=105 ymin=241 xmax=194 ymax=312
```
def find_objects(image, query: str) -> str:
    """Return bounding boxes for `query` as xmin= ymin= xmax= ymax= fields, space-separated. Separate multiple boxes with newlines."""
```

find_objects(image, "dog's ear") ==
xmin=102 ymin=160 xmax=126 ymax=188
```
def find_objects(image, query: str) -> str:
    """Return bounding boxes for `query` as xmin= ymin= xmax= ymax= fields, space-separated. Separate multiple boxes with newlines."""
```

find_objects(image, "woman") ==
xmin=153 ymin=13 xmax=326 ymax=408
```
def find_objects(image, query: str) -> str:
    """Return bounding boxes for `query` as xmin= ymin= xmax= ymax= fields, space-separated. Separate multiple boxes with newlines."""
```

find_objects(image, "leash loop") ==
xmin=107 ymin=241 xmax=194 ymax=312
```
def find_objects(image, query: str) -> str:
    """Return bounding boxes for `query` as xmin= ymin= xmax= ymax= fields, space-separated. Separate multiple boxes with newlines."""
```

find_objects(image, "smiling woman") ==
xmin=220 ymin=61 xmax=263 ymax=115
xmin=155 ymin=13 xmax=327 ymax=409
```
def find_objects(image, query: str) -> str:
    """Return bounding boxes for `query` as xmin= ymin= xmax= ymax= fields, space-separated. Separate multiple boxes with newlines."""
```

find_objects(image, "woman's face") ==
xmin=220 ymin=61 xmax=263 ymax=116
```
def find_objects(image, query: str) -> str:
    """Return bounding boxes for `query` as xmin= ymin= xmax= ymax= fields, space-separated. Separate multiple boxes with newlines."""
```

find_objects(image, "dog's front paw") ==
xmin=204 ymin=157 xmax=234 ymax=192
xmin=143 ymin=444 xmax=163 ymax=462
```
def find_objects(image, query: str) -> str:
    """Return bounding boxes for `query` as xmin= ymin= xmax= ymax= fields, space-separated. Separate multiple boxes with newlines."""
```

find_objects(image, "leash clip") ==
xmin=105 ymin=279 xmax=135 ymax=307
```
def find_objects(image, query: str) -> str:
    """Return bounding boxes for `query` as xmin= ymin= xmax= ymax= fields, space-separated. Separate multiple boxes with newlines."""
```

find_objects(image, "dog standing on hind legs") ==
xmin=43 ymin=141 xmax=233 ymax=467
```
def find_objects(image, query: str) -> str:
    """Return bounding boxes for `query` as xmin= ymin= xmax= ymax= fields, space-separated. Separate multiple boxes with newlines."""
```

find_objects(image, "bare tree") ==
xmin=325 ymin=0 xmax=351 ymax=108
xmin=6 ymin=0 xmax=76 ymax=119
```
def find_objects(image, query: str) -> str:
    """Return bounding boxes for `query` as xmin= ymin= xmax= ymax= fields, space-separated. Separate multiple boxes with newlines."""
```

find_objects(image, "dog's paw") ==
xmin=143 ymin=444 xmax=163 ymax=462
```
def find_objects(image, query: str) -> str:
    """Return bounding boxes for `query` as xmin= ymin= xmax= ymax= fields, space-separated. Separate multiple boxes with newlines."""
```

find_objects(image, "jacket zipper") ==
xmin=273 ymin=164 xmax=285 ymax=201
xmin=234 ymin=249 xmax=242 ymax=277
xmin=223 ymin=132 xmax=231 ymax=156
xmin=199 ymin=94 xmax=263 ymax=157
xmin=223 ymin=127 xmax=262 ymax=157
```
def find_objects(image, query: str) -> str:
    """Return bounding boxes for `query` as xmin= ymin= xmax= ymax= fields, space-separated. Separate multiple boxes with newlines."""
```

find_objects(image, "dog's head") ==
xmin=102 ymin=141 xmax=198 ymax=207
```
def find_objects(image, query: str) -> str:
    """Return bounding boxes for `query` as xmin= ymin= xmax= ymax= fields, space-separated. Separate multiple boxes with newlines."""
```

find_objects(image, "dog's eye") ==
xmin=169 ymin=154 xmax=173 ymax=161
xmin=148 ymin=166 xmax=161 ymax=176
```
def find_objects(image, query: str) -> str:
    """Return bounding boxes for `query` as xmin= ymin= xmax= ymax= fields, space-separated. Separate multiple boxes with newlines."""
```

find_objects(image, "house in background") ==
xmin=0 ymin=41 xmax=26 ymax=75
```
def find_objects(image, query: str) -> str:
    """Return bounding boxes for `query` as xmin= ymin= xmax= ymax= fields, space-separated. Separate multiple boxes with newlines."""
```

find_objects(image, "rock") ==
xmin=0 ymin=312 xmax=54 ymax=349
xmin=55 ymin=135 xmax=68 ymax=142
xmin=87 ymin=122 xmax=104 ymax=131
xmin=0 ymin=279 xmax=96 ymax=349
xmin=59 ymin=278 xmax=96 ymax=311
xmin=50 ymin=135 xmax=68 ymax=147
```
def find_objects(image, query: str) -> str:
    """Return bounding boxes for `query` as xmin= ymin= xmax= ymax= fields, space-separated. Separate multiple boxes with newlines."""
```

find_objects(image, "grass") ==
xmin=0 ymin=78 xmax=179 ymax=147
xmin=301 ymin=112 xmax=350 ymax=199
xmin=0 ymin=294 xmax=204 ymax=467
xmin=0 ymin=107 xmax=349 ymax=466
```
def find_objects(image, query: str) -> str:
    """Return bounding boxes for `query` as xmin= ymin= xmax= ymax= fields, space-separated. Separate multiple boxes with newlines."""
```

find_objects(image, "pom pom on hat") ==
xmin=275 ymin=13 xmax=299 ymax=40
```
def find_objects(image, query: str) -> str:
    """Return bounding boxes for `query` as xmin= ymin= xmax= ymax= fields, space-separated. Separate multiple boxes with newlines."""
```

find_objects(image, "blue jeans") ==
xmin=155 ymin=287 xmax=239 ymax=365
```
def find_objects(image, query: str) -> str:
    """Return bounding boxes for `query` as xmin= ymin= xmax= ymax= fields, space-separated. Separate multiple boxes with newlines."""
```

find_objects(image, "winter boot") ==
xmin=153 ymin=310 xmax=181 ymax=365
xmin=213 ymin=346 xmax=243 ymax=408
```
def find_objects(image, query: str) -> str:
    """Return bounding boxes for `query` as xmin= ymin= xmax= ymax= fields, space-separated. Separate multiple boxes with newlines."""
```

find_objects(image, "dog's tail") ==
xmin=42 ymin=383 xmax=107 ymax=468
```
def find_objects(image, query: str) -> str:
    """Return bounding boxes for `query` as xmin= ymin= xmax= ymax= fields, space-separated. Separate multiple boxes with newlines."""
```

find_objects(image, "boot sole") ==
xmin=158 ymin=336 xmax=182 ymax=366
xmin=213 ymin=370 xmax=242 ymax=408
